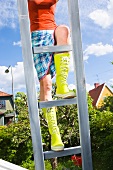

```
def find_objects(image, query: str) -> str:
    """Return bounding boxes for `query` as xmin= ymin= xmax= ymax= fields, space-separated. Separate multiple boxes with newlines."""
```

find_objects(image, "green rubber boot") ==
xmin=54 ymin=53 xmax=76 ymax=99
xmin=42 ymin=107 xmax=64 ymax=151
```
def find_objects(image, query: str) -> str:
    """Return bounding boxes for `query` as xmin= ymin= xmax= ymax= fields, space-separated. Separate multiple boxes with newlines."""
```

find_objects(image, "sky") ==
xmin=0 ymin=0 xmax=113 ymax=96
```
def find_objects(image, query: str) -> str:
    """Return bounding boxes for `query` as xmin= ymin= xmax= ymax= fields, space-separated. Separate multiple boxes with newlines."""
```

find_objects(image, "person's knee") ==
xmin=56 ymin=25 xmax=70 ymax=35
xmin=55 ymin=25 xmax=70 ymax=45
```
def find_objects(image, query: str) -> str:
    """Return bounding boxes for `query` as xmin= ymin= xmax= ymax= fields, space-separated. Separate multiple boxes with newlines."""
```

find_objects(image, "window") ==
xmin=0 ymin=100 xmax=6 ymax=109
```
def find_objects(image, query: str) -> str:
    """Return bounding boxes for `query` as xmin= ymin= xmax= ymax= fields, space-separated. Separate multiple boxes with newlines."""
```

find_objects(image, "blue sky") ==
xmin=0 ymin=0 xmax=113 ymax=95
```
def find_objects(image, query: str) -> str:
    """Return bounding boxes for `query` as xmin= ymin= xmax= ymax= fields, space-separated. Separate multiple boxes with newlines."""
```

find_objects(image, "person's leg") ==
xmin=40 ymin=74 xmax=64 ymax=151
xmin=55 ymin=25 xmax=70 ymax=45
xmin=54 ymin=25 xmax=76 ymax=98
xmin=40 ymin=74 xmax=52 ymax=102
xmin=31 ymin=30 xmax=64 ymax=151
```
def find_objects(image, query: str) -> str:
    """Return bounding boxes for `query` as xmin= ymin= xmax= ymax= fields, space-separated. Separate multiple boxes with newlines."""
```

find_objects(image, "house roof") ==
xmin=0 ymin=91 xmax=12 ymax=97
xmin=89 ymin=83 xmax=105 ymax=106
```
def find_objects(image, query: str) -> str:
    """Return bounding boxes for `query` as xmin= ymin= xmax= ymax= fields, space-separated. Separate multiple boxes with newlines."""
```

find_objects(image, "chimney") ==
xmin=94 ymin=83 xmax=100 ymax=88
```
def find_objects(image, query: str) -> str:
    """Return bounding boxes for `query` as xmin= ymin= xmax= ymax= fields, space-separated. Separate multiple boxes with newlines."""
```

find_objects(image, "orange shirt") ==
xmin=28 ymin=0 xmax=57 ymax=32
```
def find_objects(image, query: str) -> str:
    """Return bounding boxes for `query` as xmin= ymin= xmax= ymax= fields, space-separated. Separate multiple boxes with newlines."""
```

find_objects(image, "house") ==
xmin=0 ymin=91 xmax=15 ymax=126
xmin=89 ymin=83 xmax=113 ymax=108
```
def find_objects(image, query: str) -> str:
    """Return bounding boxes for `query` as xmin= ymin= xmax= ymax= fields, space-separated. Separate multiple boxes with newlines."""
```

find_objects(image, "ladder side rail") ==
xmin=68 ymin=0 xmax=93 ymax=169
xmin=17 ymin=0 xmax=45 ymax=170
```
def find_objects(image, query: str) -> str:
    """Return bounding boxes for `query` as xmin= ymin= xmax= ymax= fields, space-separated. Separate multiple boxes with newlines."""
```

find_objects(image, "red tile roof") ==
xmin=89 ymin=83 xmax=105 ymax=107
xmin=0 ymin=91 xmax=12 ymax=97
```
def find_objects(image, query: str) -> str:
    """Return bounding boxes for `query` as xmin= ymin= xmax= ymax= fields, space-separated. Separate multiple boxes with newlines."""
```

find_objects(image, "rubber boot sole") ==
xmin=56 ymin=91 xmax=76 ymax=99
xmin=51 ymin=145 xmax=64 ymax=151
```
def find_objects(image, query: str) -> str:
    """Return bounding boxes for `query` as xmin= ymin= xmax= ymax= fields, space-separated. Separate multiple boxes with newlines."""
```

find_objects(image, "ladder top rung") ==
xmin=33 ymin=45 xmax=72 ymax=54
xmin=38 ymin=97 xmax=77 ymax=109
xmin=44 ymin=146 xmax=81 ymax=160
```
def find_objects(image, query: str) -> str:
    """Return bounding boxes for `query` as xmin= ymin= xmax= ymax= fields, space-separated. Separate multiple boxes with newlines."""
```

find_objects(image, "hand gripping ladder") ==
xmin=17 ymin=0 xmax=93 ymax=170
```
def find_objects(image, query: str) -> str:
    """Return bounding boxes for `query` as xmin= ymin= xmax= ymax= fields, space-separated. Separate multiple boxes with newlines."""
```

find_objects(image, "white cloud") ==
xmin=13 ymin=41 xmax=21 ymax=47
xmin=89 ymin=0 xmax=113 ymax=28
xmin=0 ymin=62 xmax=39 ymax=95
xmin=84 ymin=42 xmax=113 ymax=60
xmin=108 ymin=78 xmax=113 ymax=85
xmin=86 ymin=83 xmax=94 ymax=92
xmin=0 ymin=63 xmax=25 ymax=94
xmin=107 ymin=79 xmax=113 ymax=91
xmin=0 ymin=0 xmax=17 ymax=29
xmin=0 ymin=0 xmax=109 ymax=30
xmin=0 ymin=63 xmax=101 ymax=96
xmin=68 ymin=84 xmax=76 ymax=90
xmin=68 ymin=83 xmax=94 ymax=92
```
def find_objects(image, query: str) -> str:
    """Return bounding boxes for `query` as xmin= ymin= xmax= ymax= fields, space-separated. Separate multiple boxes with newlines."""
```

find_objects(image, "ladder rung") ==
xmin=38 ymin=97 xmax=77 ymax=109
xmin=33 ymin=45 xmax=72 ymax=54
xmin=44 ymin=146 xmax=81 ymax=160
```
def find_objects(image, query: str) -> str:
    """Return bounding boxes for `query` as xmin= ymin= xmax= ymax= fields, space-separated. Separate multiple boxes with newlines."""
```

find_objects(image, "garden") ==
xmin=0 ymin=86 xmax=113 ymax=170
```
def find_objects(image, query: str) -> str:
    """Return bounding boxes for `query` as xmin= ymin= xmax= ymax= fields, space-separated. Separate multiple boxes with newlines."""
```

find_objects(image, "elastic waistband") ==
xmin=31 ymin=30 xmax=54 ymax=34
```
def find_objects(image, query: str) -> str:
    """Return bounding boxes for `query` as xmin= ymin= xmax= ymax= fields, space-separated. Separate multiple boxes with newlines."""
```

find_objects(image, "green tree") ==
xmin=1 ymin=89 xmax=113 ymax=170
xmin=90 ymin=109 xmax=113 ymax=170
xmin=0 ymin=92 xmax=33 ymax=166
xmin=100 ymin=96 xmax=113 ymax=112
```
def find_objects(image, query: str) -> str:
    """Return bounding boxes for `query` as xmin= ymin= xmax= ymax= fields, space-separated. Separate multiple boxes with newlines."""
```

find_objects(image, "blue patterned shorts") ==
xmin=31 ymin=30 xmax=56 ymax=80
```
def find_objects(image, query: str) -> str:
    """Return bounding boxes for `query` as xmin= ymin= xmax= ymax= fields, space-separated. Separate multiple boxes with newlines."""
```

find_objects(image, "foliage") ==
xmin=100 ymin=95 xmax=113 ymax=112
xmin=45 ymin=158 xmax=82 ymax=170
xmin=0 ymin=92 xmax=33 ymax=166
xmin=22 ymin=159 xmax=35 ymax=170
xmin=90 ymin=109 xmax=113 ymax=170
xmin=40 ymin=83 xmax=80 ymax=150
xmin=57 ymin=104 xmax=79 ymax=147
xmin=85 ymin=94 xmax=113 ymax=169
xmin=0 ymin=119 xmax=32 ymax=165
xmin=15 ymin=92 xmax=28 ymax=116
xmin=1 ymin=90 xmax=113 ymax=170
xmin=4 ymin=110 xmax=14 ymax=116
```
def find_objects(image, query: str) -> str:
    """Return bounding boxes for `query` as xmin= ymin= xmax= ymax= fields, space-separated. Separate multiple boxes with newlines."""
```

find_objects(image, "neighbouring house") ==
xmin=89 ymin=83 xmax=113 ymax=108
xmin=0 ymin=91 xmax=15 ymax=126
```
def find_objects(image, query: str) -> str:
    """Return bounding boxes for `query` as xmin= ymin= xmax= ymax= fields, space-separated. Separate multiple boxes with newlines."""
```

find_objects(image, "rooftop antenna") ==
xmin=96 ymin=74 xmax=100 ymax=83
